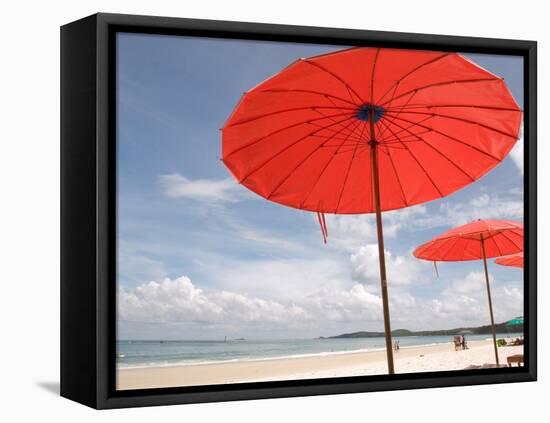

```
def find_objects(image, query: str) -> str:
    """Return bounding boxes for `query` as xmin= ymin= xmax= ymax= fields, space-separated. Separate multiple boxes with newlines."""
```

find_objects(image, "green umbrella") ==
xmin=506 ymin=316 xmax=524 ymax=326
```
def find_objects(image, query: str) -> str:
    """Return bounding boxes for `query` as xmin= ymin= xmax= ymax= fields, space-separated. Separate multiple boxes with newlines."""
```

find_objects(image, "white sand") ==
xmin=117 ymin=338 xmax=524 ymax=390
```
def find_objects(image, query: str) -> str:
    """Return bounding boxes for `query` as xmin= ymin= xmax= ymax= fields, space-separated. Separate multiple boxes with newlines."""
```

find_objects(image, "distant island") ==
xmin=319 ymin=321 xmax=523 ymax=339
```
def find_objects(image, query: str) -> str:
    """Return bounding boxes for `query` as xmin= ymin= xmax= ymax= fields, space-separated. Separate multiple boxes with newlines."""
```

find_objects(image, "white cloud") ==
xmin=302 ymin=284 xmax=382 ymax=324
xmin=510 ymin=133 xmax=523 ymax=175
xmin=350 ymin=244 xmax=422 ymax=287
xmin=118 ymin=241 xmax=168 ymax=284
xmin=437 ymin=193 xmax=523 ymax=226
xmin=118 ymin=275 xmax=382 ymax=332
xmin=440 ymin=271 xmax=523 ymax=323
xmin=118 ymin=276 xmax=223 ymax=323
xmin=321 ymin=204 xmax=427 ymax=251
xmin=509 ymin=122 xmax=524 ymax=175
xmin=221 ymin=218 xmax=309 ymax=255
xmin=389 ymin=272 xmax=523 ymax=330
xmin=214 ymin=257 xmax=349 ymax=301
xmin=159 ymin=173 xmax=252 ymax=203
xmin=118 ymin=270 xmax=522 ymax=337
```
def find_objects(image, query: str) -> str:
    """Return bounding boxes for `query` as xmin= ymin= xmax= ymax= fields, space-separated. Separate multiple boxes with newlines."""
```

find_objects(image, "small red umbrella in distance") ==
xmin=495 ymin=252 xmax=524 ymax=268
xmin=413 ymin=219 xmax=523 ymax=366
xmin=222 ymin=48 xmax=522 ymax=374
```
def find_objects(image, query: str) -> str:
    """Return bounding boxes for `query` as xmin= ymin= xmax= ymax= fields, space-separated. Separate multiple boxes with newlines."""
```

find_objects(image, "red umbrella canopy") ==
xmin=413 ymin=219 xmax=523 ymax=262
xmin=495 ymin=252 xmax=524 ymax=268
xmin=222 ymin=47 xmax=522 ymax=214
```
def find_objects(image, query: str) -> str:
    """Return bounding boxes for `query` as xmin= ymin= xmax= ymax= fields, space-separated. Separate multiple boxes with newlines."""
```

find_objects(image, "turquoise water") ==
xmin=117 ymin=333 xmax=522 ymax=368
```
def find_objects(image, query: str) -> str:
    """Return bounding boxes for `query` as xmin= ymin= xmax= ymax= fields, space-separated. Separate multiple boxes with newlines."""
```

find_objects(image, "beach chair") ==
xmin=507 ymin=354 xmax=524 ymax=367
xmin=453 ymin=336 xmax=462 ymax=351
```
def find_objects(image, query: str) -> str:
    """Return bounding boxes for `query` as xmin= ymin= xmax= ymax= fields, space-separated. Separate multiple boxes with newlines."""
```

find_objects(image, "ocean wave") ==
xmin=117 ymin=341 xmax=456 ymax=369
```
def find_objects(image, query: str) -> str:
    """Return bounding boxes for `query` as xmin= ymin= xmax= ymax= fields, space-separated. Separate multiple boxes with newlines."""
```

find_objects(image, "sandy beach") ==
xmin=117 ymin=338 xmax=524 ymax=390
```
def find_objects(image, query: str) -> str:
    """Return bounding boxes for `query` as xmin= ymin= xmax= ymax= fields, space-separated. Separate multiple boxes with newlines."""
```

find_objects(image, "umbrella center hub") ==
xmin=356 ymin=103 xmax=385 ymax=123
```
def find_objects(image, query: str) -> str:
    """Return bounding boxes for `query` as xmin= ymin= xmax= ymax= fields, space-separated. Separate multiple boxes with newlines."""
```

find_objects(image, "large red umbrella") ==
xmin=495 ymin=252 xmax=524 ymax=268
xmin=413 ymin=219 xmax=524 ymax=366
xmin=222 ymin=48 xmax=522 ymax=374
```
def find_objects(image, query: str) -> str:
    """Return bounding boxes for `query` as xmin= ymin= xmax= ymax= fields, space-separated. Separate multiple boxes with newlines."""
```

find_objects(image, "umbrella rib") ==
xmin=385 ymin=104 xmax=522 ymax=112
xmin=371 ymin=48 xmax=385 ymax=141
xmin=379 ymin=82 xmax=401 ymax=123
xmin=375 ymin=119 xmax=409 ymax=206
xmin=296 ymin=119 xmax=364 ymax=208
xmin=266 ymin=118 xmax=360 ymax=201
xmin=370 ymin=48 xmax=380 ymax=105
xmin=378 ymin=90 xmax=419 ymax=139
xmin=301 ymin=59 xmax=365 ymax=104
xmin=435 ymin=235 xmax=464 ymax=261
xmin=376 ymin=53 xmax=452 ymax=105
xmin=379 ymin=114 xmax=434 ymax=143
xmin=444 ymin=236 xmax=466 ymax=260
xmin=377 ymin=118 xmax=444 ymax=197
xmin=416 ymin=235 xmax=457 ymax=261
xmin=334 ymin=120 xmax=368 ymax=213
xmin=311 ymin=108 xmax=364 ymax=140
xmin=323 ymin=95 xmax=372 ymax=143
xmin=312 ymin=134 xmax=363 ymax=143
xmin=224 ymin=110 xmax=354 ymax=159
xmin=499 ymin=230 xmax=524 ymax=250
xmin=330 ymin=145 xmax=369 ymax=154
xmin=382 ymin=116 xmax=476 ymax=182
xmin=380 ymin=114 xmax=502 ymax=162
xmin=385 ymin=146 xmax=409 ymax=207
xmin=386 ymin=110 xmax=519 ymax=139
xmin=383 ymin=129 xmax=433 ymax=144
xmin=239 ymin=114 xmax=356 ymax=184
xmin=225 ymin=105 xmax=355 ymax=128
xmin=307 ymin=117 xmax=364 ymax=142
xmin=490 ymin=234 xmax=505 ymax=258
xmin=434 ymin=228 xmax=499 ymax=243
xmin=258 ymin=88 xmax=359 ymax=107
xmin=379 ymin=77 xmax=498 ymax=107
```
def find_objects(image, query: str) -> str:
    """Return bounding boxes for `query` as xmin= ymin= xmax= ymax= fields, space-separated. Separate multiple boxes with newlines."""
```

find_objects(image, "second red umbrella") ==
xmin=413 ymin=219 xmax=524 ymax=366
xmin=495 ymin=252 xmax=524 ymax=268
xmin=222 ymin=48 xmax=522 ymax=374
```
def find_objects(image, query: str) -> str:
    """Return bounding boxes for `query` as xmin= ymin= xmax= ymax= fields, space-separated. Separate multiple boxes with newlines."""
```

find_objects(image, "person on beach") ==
xmin=461 ymin=335 xmax=468 ymax=350
xmin=393 ymin=340 xmax=400 ymax=351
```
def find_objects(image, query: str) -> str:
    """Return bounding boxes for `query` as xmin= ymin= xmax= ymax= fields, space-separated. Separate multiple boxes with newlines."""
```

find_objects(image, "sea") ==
xmin=117 ymin=332 xmax=523 ymax=369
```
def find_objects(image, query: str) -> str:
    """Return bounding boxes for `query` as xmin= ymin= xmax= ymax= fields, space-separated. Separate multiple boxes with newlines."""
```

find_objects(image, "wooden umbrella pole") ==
xmin=481 ymin=237 xmax=500 ymax=367
xmin=369 ymin=118 xmax=395 ymax=374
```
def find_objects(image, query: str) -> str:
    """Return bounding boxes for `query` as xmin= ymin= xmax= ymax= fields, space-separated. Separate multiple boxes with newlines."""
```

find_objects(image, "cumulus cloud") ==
xmin=437 ymin=193 xmax=523 ymax=226
xmin=321 ymin=204 xmax=427 ymax=251
xmin=509 ymin=123 xmax=524 ymax=175
xmin=350 ymin=244 xmax=422 ymax=287
xmin=118 ymin=271 xmax=522 ymax=337
xmin=216 ymin=257 xmax=348 ymax=301
xmin=440 ymin=271 xmax=523 ymax=323
xmin=118 ymin=276 xmax=224 ymax=323
xmin=118 ymin=275 xmax=382 ymax=332
xmin=158 ymin=173 xmax=252 ymax=203
xmin=388 ymin=271 xmax=523 ymax=330
xmin=303 ymin=284 xmax=382 ymax=324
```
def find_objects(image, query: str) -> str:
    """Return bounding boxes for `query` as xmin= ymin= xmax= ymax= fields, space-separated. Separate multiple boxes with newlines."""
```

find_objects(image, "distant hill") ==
xmin=319 ymin=322 xmax=523 ymax=339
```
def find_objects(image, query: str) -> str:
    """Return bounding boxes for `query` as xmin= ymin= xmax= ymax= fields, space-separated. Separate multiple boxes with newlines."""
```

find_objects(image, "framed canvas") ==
xmin=60 ymin=13 xmax=537 ymax=409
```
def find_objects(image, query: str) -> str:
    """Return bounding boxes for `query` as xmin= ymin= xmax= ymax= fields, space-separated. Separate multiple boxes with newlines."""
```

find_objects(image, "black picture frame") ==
xmin=60 ymin=12 xmax=537 ymax=409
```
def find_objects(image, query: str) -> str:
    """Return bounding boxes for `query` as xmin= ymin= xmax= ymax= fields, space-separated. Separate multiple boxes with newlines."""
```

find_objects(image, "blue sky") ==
xmin=116 ymin=33 xmax=524 ymax=340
